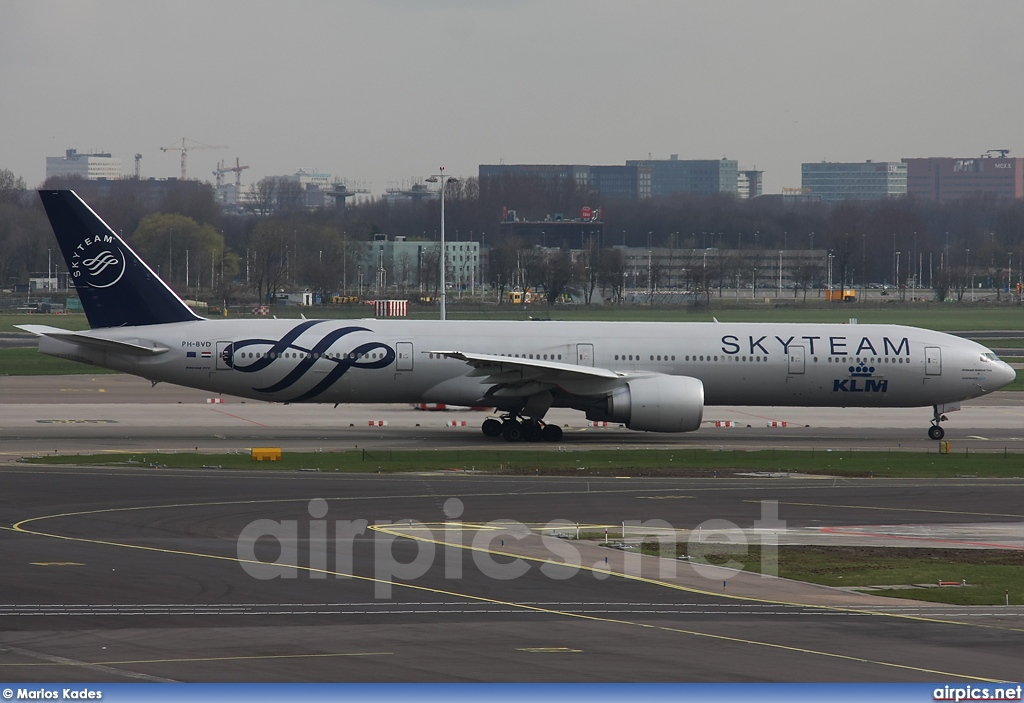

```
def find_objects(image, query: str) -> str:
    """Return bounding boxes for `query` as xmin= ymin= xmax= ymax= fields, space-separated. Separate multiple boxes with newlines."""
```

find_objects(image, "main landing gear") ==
xmin=482 ymin=415 xmax=563 ymax=442
xmin=928 ymin=405 xmax=947 ymax=441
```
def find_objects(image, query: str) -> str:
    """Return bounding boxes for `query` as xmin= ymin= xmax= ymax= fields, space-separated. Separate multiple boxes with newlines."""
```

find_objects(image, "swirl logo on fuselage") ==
xmin=222 ymin=321 xmax=395 ymax=402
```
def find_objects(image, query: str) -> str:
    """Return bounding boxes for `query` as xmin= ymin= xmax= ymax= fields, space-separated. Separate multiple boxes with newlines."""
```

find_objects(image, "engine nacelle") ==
xmin=601 ymin=375 xmax=704 ymax=433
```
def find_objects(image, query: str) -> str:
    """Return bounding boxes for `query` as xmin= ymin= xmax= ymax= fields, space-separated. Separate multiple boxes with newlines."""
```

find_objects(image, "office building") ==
xmin=903 ymin=156 xmax=1024 ymax=201
xmin=45 ymin=149 xmax=122 ymax=181
xmin=359 ymin=235 xmax=480 ymax=293
xmin=481 ymin=157 xmax=739 ymax=200
xmin=800 ymin=161 xmax=907 ymax=201
xmin=738 ymin=170 xmax=763 ymax=199
xmin=478 ymin=164 xmax=591 ymax=191
xmin=626 ymin=156 xmax=738 ymax=197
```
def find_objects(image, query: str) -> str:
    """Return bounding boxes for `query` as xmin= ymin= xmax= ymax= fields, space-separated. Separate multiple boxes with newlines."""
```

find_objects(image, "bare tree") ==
xmin=932 ymin=265 xmax=954 ymax=302
xmin=489 ymin=236 xmax=522 ymax=301
xmin=419 ymin=247 xmax=440 ymax=298
xmin=792 ymin=259 xmax=822 ymax=301
xmin=0 ymin=169 xmax=27 ymax=204
xmin=275 ymin=180 xmax=306 ymax=216
xmin=247 ymin=179 xmax=277 ymax=217
xmin=520 ymin=246 xmax=548 ymax=297
xmin=576 ymin=239 xmax=602 ymax=304
xmin=713 ymin=250 xmax=741 ymax=298
xmin=596 ymin=247 xmax=625 ymax=303
xmin=394 ymin=250 xmax=414 ymax=295
xmin=244 ymin=221 xmax=289 ymax=305
xmin=544 ymin=248 xmax=575 ymax=305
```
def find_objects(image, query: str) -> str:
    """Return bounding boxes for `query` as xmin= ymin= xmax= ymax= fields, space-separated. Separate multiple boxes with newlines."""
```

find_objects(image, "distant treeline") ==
xmin=3 ymin=169 xmax=1023 ymax=305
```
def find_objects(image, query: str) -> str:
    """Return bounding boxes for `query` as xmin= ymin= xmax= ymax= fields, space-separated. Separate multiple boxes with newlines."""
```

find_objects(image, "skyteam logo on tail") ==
xmin=833 ymin=362 xmax=888 ymax=393
xmin=70 ymin=234 xmax=126 ymax=289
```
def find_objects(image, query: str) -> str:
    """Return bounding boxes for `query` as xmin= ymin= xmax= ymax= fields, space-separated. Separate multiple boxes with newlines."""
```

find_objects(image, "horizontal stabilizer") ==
xmin=16 ymin=325 xmax=170 ymax=356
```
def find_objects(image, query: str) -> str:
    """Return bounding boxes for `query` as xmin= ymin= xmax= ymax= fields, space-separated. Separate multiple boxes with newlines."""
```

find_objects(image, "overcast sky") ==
xmin=3 ymin=1 xmax=1022 ymax=196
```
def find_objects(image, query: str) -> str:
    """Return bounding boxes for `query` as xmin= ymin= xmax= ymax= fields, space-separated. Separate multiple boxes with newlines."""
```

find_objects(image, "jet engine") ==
xmin=591 ymin=375 xmax=705 ymax=433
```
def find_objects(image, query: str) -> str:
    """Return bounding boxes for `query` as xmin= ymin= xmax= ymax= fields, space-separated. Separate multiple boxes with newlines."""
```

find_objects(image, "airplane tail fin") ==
xmin=38 ymin=190 xmax=203 ymax=329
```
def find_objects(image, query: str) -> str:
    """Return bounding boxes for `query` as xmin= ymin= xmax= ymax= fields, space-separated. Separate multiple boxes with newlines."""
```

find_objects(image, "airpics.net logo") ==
xmin=70 ymin=234 xmax=126 ymax=289
xmin=235 ymin=497 xmax=787 ymax=598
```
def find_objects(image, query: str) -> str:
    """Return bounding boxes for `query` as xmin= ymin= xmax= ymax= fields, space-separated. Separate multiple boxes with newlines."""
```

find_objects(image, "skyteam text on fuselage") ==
xmin=19 ymin=191 xmax=1016 ymax=442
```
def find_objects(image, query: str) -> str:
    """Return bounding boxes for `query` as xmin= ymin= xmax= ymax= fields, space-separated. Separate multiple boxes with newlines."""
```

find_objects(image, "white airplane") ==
xmin=19 ymin=190 xmax=1016 ymax=442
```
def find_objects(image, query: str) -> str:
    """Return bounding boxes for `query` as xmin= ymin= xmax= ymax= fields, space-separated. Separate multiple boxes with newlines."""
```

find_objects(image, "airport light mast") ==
xmin=425 ymin=167 xmax=459 ymax=320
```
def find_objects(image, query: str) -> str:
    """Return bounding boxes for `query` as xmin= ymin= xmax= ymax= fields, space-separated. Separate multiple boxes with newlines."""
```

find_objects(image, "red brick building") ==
xmin=903 ymin=156 xmax=1024 ymax=202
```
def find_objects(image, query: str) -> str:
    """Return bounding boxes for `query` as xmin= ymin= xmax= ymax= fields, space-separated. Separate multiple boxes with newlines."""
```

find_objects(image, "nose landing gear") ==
xmin=928 ymin=405 xmax=947 ymax=441
xmin=481 ymin=414 xmax=562 ymax=442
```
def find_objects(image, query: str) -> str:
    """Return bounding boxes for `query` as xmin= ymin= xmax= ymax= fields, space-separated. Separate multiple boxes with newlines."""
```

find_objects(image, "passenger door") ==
xmin=216 ymin=341 xmax=234 ymax=370
xmin=787 ymin=345 xmax=805 ymax=374
xmin=576 ymin=343 xmax=594 ymax=367
xmin=396 ymin=342 xmax=414 ymax=371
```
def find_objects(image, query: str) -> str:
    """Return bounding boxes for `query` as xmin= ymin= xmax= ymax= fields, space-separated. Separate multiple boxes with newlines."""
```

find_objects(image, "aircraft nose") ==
xmin=999 ymin=361 xmax=1017 ymax=388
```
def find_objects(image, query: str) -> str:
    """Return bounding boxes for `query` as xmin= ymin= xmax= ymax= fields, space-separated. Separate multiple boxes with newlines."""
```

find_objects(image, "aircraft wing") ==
xmin=430 ymin=350 xmax=627 ymax=398
xmin=16 ymin=325 xmax=171 ymax=356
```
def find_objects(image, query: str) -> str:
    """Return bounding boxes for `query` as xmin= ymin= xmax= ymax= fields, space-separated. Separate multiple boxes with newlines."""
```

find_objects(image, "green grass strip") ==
xmin=636 ymin=544 xmax=1023 ymax=606
xmin=21 ymin=447 xmax=1024 ymax=478
xmin=0 ymin=348 xmax=117 ymax=376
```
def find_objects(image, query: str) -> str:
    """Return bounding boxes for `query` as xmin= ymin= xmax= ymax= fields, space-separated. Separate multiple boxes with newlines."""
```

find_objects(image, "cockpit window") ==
xmin=981 ymin=352 xmax=1000 ymax=362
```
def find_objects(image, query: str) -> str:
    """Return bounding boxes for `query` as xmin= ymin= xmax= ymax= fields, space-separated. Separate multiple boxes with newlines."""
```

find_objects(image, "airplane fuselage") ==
xmin=25 ymin=190 xmax=1016 ymax=441
xmin=37 ymin=318 xmax=1009 ymax=411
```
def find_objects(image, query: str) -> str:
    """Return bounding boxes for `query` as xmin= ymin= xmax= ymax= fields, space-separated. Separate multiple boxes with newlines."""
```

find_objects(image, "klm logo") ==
xmin=833 ymin=363 xmax=888 ymax=393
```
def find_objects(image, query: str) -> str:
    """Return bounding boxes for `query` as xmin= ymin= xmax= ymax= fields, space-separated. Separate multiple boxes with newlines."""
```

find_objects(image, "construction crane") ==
xmin=985 ymin=149 xmax=1010 ymax=158
xmin=213 ymin=157 xmax=250 ymax=187
xmin=134 ymin=154 xmax=142 ymax=179
xmin=161 ymin=138 xmax=227 ymax=180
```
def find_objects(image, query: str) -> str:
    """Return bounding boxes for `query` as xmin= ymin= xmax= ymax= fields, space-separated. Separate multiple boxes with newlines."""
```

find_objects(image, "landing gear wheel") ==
xmin=502 ymin=420 xmax=523 ymax=442
xmin=523 ymin=420 xmax=544 ymax=442
xmin=541 ymin=424 xmax=563 ymax=442
xmin=929 ymin=404 xmax=947 ymax=441
xmin=481 ymin=418 xmax=503 ymax=437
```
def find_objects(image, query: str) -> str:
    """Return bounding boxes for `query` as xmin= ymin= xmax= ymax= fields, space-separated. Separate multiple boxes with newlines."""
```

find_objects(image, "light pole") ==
xmin=965 ymin=248 xmax=970 ymax=302
xmin=896 ymin=250 xmax=901 ymax=300
xmin=425 ymin=167 xmax=459 ymax=320
xmin=647 ymin=232 xmax=653 ymax=304
xmin=778 ymin=250 xmax=783 ymax=297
